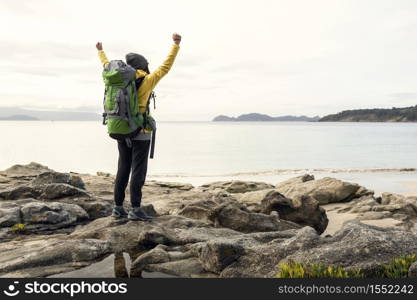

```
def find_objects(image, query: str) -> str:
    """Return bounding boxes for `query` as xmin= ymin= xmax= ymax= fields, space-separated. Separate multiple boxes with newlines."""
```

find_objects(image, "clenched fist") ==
xmin=96 ymin=42 xmax=103 ymax=51
xmin=172 ymin=33 xmax=182 ymax=45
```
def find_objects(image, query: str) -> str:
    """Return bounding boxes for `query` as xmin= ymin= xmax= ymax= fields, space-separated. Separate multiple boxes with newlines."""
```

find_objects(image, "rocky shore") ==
xmin=0 ymin=162 xmax=416 ymax=278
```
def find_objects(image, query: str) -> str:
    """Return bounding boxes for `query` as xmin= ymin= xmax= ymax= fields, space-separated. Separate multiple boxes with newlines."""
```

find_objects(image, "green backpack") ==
xmin=102 ymin=60 xmax=143 ymax=140
xmin=101 ymin=60 xmax=157 ymax=157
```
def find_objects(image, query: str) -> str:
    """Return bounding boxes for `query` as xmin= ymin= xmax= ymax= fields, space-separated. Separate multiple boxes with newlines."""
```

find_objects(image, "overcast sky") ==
xmin=1 ymin=0 xmax=417 ymax=121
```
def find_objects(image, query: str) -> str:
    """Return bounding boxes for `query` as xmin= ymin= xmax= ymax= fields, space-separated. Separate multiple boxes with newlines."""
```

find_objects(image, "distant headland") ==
xmin=212 ymin=113 xmax=320 ymax=122
xmin=213 ymin=105 xmax=417 ymax=123
xmin=0 ymin=114 xmax=39 ymax=121
xmin=0 ymin=107 xmax=101 ymax=121
xmin=319 ymin=105 xmax=417 ymax=122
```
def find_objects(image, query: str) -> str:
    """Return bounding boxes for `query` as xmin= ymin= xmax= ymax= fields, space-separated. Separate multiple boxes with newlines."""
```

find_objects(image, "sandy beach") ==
xmin=400 ymin=181 xmax=417 ymax=197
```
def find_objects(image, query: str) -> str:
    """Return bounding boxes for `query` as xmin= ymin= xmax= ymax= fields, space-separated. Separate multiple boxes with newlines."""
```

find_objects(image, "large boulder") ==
xmin=338 ymin=192 xmax=417 ymax=225
xmin=276 ymin=177 xmax=366 ymax=205
xmin=0 ymin=181 xmax=111 ymax=220
xmin=177 ymin=196 xmax=301 ymax=233
xmin=0 ymin=183 xmax=90 ymax=201
xmin=66 ymin=198 xmax=113 ymax=220
xmin=0 ymin=162 xmax=51 ymax=178
xmin=279 ymin=221 xmax=417 ymax=275
xmin=238 ymin=189 xmax=328 ymax=234
xmin=38 ymin=183 xmax=90 ymax=200
xmin=177 ymin=199 xmax=220 ymax=222
xmin=207 ymin=200 xmax=301 ymax=233
xmin=237 ymin=189 xmax=293 ymax=211
xmin=31 ymin=171 xmax=85 ymax=189
xmin=142 ymin=189 xmax=214 ymax=216
xmin=275 ymin=174 xmax=315 ymax=189
xmin=261 ymin=192 xmax=325 ymax=234
xmin=0 ymin=199 xmax=89 ymax=231
xmin=220 ymin=227 xmax=320 ymax=278
xmin=199 ymin=181 xmax=274 ymax=194
xmin=197 ymin=241 xmax=245 ymax=273
xmin=0 ymin=185 xmax=40 ymax=200
xmin=134 ymin=187 xmax=233 ymax=217
xmin=130 ymin=244 xmax=213 ymax=278
xmin=378 ymin=193 xmax=417 ymax=217
xmin=21 ymin=201 xmax=89 ymax=227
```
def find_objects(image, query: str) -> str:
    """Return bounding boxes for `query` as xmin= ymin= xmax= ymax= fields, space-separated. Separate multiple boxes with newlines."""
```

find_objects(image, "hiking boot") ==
xmin=111 ymin=206 xmax=128 ymax=219
xmin=128 ymin=207 xmax=153 ymax=221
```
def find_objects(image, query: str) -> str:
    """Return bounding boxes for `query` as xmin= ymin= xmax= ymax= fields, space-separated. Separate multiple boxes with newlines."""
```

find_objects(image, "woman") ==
xmin=96 ymin=33 xmax=181 ymax=221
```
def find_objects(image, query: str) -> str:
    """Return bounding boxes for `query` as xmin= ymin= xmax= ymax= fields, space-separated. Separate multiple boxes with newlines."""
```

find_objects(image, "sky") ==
xmin=1 ymin=0 xmax=417 ymax=121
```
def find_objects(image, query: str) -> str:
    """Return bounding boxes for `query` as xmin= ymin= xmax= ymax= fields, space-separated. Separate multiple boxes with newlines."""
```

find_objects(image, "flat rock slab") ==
xmin=0 ymin=235 xmax=110 ymax=277
xmin=276 ymin=177 xmax=369 ymax=205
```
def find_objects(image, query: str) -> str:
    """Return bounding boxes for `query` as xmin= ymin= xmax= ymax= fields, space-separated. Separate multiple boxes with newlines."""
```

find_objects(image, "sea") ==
xmin=1 ymin=121 xmax=417 ymax=195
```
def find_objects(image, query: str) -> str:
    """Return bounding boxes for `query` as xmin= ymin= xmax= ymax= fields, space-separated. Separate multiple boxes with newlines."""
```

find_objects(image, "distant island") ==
xmin=319 ymin=105 xmax=417 ymax=122
xmin=0 ymin=114 xmax=39 ymax=121
xmin=213 ymin=113 xmax=320 ymax=122
xmin=0 ymin=107 xmax=101 ymax=121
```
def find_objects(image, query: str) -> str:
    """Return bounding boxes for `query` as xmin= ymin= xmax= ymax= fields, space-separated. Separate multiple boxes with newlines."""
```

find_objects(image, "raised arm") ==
xmin=146 ymin=33 xmax=181 ymax=87
xmin=96 ymin=42 xmax=109 ymax=67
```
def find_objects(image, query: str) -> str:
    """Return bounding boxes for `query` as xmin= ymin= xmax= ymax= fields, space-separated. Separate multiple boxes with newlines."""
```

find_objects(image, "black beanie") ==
xmin=125 ymin=53 xmax=148 ymax=71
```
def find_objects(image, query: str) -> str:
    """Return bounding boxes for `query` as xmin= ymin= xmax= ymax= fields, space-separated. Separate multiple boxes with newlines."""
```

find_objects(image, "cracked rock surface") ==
xmin=0 ymin=163 xmax=416 ymax=278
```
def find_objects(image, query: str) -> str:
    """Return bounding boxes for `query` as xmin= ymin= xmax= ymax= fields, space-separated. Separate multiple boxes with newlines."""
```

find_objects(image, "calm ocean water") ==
xmin=1 ymin=121 xmax=417 ymax=194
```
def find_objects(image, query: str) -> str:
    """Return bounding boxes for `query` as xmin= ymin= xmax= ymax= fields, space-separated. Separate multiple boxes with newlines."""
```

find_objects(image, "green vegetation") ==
xmin=319 ymin=105 xmax=417 ymax=122
xmin=277 ymin=261 xmax=363 ymax=278
xmin=378 ymin=254 xmax=417 ymax=278
xmin=10 ymin=223 xmax=27 ymax=233
xmin=277 ymin=255 xmax=417 ymax=278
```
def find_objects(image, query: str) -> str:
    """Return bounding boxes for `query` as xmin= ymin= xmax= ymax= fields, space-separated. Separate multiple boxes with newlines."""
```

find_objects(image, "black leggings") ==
xmin=114 ymin=139 xmax=150 ymax=208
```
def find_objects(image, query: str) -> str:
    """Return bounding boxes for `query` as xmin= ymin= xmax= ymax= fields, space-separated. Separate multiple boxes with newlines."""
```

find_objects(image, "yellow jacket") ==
xmin=98 ymin=44 xmax=180 ymax=115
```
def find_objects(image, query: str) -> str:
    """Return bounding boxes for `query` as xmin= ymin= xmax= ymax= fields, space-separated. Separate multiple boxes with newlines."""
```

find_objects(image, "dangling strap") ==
xmin=152 ymin=92 xmax=156 ymax=109
xmin=102 ymin=112 xmax=107 ymax=125
xmin=149 ymin=129 xmax=156 ymax=159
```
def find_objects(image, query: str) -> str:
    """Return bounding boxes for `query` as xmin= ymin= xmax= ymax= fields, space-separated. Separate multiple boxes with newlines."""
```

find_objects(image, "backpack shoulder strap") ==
xmin=146 ymin=91 xmax=156 ymax=114
xmin=135 ymin=75 xmax=156 ymax=113
xmin=134 ymin=77 xmax=145 ymax=90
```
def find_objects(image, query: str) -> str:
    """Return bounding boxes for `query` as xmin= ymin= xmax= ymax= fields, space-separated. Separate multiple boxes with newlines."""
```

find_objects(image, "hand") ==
xmin=172 ymin=33 xmax=181 ymax=45
xmin=96 ymin=42 xmax=103 ymax=51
